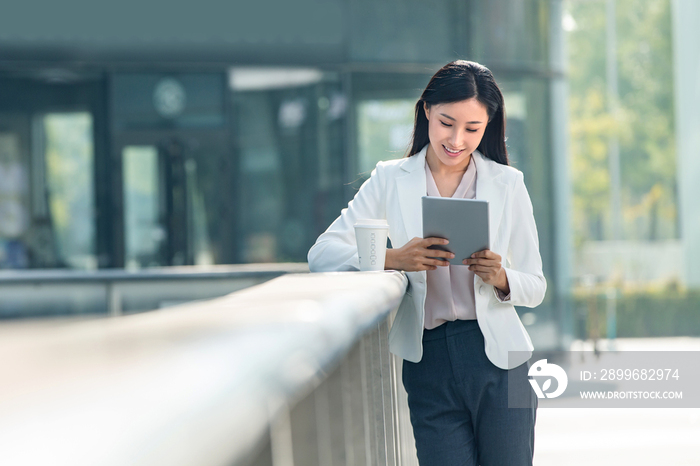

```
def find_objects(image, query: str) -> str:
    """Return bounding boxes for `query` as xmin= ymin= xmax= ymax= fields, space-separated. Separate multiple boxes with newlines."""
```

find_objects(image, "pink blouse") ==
xmin=424 ymin=156 xmax=478 ymax=329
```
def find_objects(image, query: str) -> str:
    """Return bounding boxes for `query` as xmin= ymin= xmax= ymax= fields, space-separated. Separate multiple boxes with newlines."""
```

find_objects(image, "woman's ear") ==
xmin=423 ymin=102 xmax=430 ymax=121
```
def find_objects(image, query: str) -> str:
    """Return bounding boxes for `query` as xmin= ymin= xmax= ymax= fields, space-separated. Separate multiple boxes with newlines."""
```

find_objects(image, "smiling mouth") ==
xmin=443 ymin=145 xmax=463 ymax=156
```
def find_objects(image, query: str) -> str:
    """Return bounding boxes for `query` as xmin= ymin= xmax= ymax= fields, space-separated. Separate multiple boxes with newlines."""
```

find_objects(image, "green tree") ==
xmin=565 ymin=0 xmax=676 ymax=246
xmin=616 ymin=0 xmax=676 ymax=240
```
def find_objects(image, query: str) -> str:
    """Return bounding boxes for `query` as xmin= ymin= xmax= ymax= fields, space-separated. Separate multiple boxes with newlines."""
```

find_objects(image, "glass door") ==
xmin=121 ymin=138 xmax=213 ymax=269
xmin=0 ymin=111 xmax=96 ymax=269
xmin=122 ymin=145 xmax=162 ymax=268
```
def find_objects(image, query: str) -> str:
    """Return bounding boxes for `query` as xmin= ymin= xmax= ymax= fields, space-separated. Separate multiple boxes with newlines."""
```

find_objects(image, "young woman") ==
xmin=308 ymin=60 xmax=545 ymax=466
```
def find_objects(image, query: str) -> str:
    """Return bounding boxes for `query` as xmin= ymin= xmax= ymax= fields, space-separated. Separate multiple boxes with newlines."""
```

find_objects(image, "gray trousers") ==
xmin=402 ymin=319 xmax=537 ymax=466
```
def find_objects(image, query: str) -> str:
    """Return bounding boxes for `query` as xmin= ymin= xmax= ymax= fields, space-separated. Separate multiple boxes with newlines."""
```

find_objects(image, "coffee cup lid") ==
xmin=354 ymin=218 xmax=389 ymax=229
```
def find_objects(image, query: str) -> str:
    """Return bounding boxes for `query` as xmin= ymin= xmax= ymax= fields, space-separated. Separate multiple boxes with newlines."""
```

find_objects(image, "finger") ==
xmin=410 ymin=237 xmax=425 ymax=245
xmin=424 ymin=237 xmax=449 ymax=246
xmin=471 ymin=249 xmax=498 ymax=260
xmin=469 ymin=265 xmax=495 ymax=274
xmin=463 ymin=258 xmax=499 ymax=266
xmin=427 ymin=258 xmax=450 ymax=267
xmin=423 ymin=248 xmax=454 ymax=259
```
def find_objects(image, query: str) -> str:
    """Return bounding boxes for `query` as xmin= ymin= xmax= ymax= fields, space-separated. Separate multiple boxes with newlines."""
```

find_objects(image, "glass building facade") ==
xmin=0 ymin=0 xmax=570 ymax=348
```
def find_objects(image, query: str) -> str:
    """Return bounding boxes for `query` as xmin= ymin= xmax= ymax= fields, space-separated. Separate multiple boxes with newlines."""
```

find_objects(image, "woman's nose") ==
xmin=449 ymin=130 xmax=464 ymax=148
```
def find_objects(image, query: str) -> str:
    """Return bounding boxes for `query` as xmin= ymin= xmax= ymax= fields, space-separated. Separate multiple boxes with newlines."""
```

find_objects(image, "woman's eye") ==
xmin=440 ymin=121 xmax=477 ymax=132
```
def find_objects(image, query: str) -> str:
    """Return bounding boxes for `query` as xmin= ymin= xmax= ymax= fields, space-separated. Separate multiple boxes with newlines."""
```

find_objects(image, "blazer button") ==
xmin=479 ymin=285 xmax=486 ymax=296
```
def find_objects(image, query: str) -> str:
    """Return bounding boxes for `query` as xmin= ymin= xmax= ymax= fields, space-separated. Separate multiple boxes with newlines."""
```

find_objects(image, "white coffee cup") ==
xmin=354 ymin=219 xmax=389 ymax=271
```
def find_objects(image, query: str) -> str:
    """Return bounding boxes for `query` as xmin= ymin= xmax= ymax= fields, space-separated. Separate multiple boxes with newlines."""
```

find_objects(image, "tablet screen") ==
xmin=422 ymin=196 xmax=490 ymax=266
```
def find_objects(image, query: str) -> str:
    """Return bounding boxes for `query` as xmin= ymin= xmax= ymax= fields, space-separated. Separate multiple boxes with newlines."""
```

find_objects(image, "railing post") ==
xmin=107 ymin=282 xmax=122 ymax=317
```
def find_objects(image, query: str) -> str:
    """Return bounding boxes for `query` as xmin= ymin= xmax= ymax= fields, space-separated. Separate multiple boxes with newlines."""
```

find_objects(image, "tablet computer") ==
xmin=422 ymin=196 xmax=490 ymax=266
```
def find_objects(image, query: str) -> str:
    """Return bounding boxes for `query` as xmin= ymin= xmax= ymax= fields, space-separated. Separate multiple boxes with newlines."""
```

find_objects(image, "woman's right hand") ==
xmin=384 ymin=237 xmax=454 ymax=271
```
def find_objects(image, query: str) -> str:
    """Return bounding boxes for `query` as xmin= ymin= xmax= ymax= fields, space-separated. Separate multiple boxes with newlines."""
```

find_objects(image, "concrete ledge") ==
xmin=0 ymin=271 xmax=407 ymax=466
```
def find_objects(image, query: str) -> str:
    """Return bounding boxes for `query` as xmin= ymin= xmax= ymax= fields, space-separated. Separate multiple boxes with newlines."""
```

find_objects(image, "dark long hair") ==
xmin=408 ymin=60 xmax=509 ymax=165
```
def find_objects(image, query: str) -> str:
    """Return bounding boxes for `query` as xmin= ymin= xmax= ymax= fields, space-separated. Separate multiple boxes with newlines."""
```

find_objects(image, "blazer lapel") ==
xmin=473 ymin=150 xmax=507 ymax=248
xmin=396 ymin=147 xmax=427 ymax=242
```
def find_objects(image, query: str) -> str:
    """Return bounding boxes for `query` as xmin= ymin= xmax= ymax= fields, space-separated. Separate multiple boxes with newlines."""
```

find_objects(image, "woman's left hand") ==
xmin=463 ymin=249 xmax=510 ymax=294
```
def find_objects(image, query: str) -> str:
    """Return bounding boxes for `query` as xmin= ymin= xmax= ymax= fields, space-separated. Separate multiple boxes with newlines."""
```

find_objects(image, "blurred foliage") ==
xmin=565 ymin=0 xmax=676 ymax=247
xmin=573 ymin=288 xmax=700 ymax=338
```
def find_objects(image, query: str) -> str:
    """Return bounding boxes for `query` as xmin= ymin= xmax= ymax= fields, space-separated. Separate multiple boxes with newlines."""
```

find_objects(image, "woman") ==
xmin=308 ymin=60 xmax=545 ymax=466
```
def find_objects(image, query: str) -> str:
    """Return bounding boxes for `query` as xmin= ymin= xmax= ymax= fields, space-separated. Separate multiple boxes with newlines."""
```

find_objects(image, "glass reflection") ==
xmin=357 ymin=99 xmax=414 ymax=174
xmin=232 ymin=67 xmax=345 ymax=263
xmin=0 ymin=129 xmax=29 ymax=268
xmin=43 ymin=113 xmax=96 ymax=269
xmin=123 ymin=146 xmax=162 ymax=269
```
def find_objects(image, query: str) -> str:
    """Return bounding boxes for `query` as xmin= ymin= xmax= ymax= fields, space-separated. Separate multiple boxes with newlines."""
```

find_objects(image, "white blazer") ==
xmin=308 ymin=145 xmax=546 ymax=369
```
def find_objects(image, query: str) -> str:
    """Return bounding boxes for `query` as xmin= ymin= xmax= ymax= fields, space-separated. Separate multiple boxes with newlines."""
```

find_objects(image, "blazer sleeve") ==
xmin=308 ymin=163 xmax=387 ymax=272
xmin=499 ymin=171 xmax=547 ymax=307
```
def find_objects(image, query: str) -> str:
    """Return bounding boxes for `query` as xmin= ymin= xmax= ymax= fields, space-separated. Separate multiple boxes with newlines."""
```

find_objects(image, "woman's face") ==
xmin=424 ymin=98 xmax=489 ymax=171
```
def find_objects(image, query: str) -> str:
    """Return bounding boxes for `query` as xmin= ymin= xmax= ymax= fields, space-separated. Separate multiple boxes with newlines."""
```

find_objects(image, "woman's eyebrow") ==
xmin=439 ymin=113 xmax=483 ymax=124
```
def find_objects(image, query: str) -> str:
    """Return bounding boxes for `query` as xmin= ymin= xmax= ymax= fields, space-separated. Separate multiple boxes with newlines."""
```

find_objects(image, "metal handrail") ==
xmin=0 ymin=263 xmax=310 ymax=317
xmin=0 ymin=263 xmax=310 ymax=283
